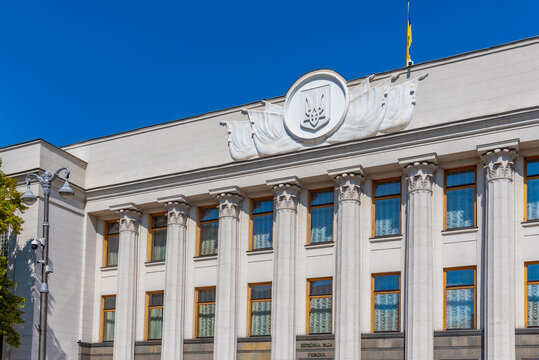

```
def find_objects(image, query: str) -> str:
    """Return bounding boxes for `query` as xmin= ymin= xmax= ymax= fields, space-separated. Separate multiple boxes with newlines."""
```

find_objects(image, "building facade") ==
xmin=2 ymin=37 xmax=539 ymax=360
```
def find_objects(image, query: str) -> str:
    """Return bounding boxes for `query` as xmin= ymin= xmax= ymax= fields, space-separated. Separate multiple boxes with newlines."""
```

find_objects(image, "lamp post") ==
xmin=21 ymin=168 xmax=75 ymax=360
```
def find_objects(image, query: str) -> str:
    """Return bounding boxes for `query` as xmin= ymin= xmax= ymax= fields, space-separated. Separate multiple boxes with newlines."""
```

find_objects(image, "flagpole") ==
xmin=406 ymin=0 xmax=413 ymax=66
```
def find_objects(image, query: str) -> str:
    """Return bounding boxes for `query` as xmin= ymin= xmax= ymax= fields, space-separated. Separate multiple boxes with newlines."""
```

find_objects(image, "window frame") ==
xmin=250 ymin=197 xmax=274 ymax=251
xmin=194 ymin=286 xmax=216 ymax=338
xmin=103 ymin=220 xmax=119 ymax=267
xmin=372 ymin=177 xmax=402 ymax=238
xmin=306 ymin=277 xmax=333 ymax=335
xmin=443 ymin=166 xmax=477 ymax=230
xmin=308 ymin=188 xmax=335 ymax=245
xmin=525 ymin=261 xmax=539 ymax=328
xmin=371 ymin=272 xmax=401 ymax=333
xmin=197 ymin=205 xmax=219 ymax=257
xmin=145 ymin=290 xmax=164 ymax=340
xmin=148 ymin=213 xmax=167 ymax=262
xmin=101 ymin=295 xmax=116 ymax=342
xmin=524 ymin=157 xmax=539 ymax=222
xmin=443 ymin=266 xmax=477 ymax=330
xmin=247 ymin=282 xmax=272 ymax=337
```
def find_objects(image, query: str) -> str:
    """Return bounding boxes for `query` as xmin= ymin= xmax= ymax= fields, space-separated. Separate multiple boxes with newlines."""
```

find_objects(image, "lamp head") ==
xmin=58 ymin=179 xmax=75 ymax=199
xmin=21 ymin=184 xmax=38 ymax=205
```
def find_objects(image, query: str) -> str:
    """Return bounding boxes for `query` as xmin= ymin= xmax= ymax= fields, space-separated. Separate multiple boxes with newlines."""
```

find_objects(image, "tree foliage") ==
xmin=0 ymin=158 xmax=26 ymax=348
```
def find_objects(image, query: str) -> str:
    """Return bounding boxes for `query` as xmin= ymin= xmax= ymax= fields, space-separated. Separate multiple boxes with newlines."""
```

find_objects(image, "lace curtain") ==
xmin=253 ymin=214 xmax=273 ymax=249
xmin=250 ymin=300 xmax=271 ymax=335
xmin=148 ymin=308 xmax=163 ymax=339
xmin=528 ymin=284 xmax=539 ymax=327
xmin=309 ymin=297 xmax=332 ymax=334
xmin=151 ymin=229 xmax=167 ymax=261
xmin=446 ymin=288 xmax=474 ymax=329
xmin=374 ymin=293 xmax=399 ymax=331
xmin=200 ymin=223 xmax=218 ymax=255
xmin=528 ymin=180 xmax=539 ymax=220
xmin=198 ymin=304 xmax=215 ymax=337
xmin=103 ymin=312 xmax=115 ymax=341
xmin=446 ymin=188 xmax=474 ymax=229
xmin=375 ymin=198 xmax=400 ymax=236
xmin=311 ymin=207 xmax=333 ymax=243
xmin=107 ymin=235 xmax=119 ymax=266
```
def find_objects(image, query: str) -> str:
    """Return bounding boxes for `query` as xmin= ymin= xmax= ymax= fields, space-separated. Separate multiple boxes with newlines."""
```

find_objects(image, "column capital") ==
xmin=267 ymin=176 xmax=302 ymax=211
xmin=403 ymin=161 xmax=438 ymax=192
xmin=118 ymin=209 xmax=142 ymax=233
xmin=158 ymin=195 xmax=191 ymax=226
xmin=332 ymin=172 xmax=364 ymax=202
xmin=480 ymin=147 xmax=519 ymax=182
xmin=209 ymin=186 xmax=244 ymax=219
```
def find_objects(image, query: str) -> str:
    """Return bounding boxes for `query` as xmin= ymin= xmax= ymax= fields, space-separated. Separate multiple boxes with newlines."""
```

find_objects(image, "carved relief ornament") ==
xmin=165 ymin=201 xmax=191 ymax=227
xmin=216 ymin=193 xmax=243 ymax=219
xmin=273 ymin=184 xmax=301 ymax=211
xmin=404 ymin=161 xmax=438 ymax=192
xmin=118 ymin=209 xmax=142 ymax=233
xmin=481 ymin=148 xmax=518 ymax=182
xmin=334 ymin=173 xmax=364 ymax=202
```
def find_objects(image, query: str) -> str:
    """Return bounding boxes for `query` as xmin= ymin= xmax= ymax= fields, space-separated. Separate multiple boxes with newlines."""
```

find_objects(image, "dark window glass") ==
xmin=149 ymin=292 xmax=164 ymax=306
xmin=311 ymin=190 xmax=334 ymax=206
xmin=528 ymin=264 xmax=539 ymax=282
xmin=104 ymin=296 xmax=116 ymax=310
xmin=446 ymin=269 xmax=475 ymax=287
xmin=374 ymin=274 xmax=400 ymax=291
xmin=200 ymin=208 xmax=219 ymax=221
xmin=152 ymin=214 xmax=168 ymax=229
xmin=375 ymin=180 xmax=401 ymax=197
xmin=107 ymin=222 xmax=119 ymax=235
xmin=251 ymin=284 xmax=272 ymax=300
xmin=446 ymin=169 xmax=475 ymax=188
xmin=527 ymin=159 xmax=539 ymax=177
xmin=253 ymin=199 xmax=273 ymax=214
xmin=198 ymin=288 xmax=216 ymax=303
xmin=310 ymin=279 xmax=332 ymax=296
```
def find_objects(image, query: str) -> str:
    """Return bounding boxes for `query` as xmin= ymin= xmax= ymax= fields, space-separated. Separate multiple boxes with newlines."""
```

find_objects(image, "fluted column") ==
xmin=270 ymin=181 xmax=301 ymax=360
xmin=212 ymin=191 xmax=243 ymax=360
xmin=332 ymin=171 xmax=364 ymax=360
xmin=403 ymin=161 xmax=437 ymax=360
xmin=160 ymin=197 xmax=191 ymax=360
xmin=481 ymin=147 xmax=518 ymax=360
xmin=113 ymin=208 xmax=142 ymax=360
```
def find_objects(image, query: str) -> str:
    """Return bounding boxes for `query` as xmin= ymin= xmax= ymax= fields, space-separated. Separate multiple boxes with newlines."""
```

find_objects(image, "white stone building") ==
xmin=2 ymin=37 xmax=539 ymax=360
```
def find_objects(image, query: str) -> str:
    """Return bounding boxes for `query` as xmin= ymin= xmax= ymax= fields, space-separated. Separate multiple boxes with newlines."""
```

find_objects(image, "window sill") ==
xmin=522 ymin=220 xmax=539 ymax=228
xmin=193 ymin=255 xmax=218 ymax=262
xmin=246 ymin=249 xmax=273 ymax=256
xmin=441 ymin=227 xmax=478 ymax=236
xmin=369 ymin=234 xmax=403 ymax=243
xmin=362 ymin=332 xmax=404 ymax=339
xmin=305 ymin=242 xmax=334 ymax=250
xmin=144 ymin=261 xmax=165 ymax=267
xmin=434 ymin=329 xmax=482 ymax=337
xmin=100 ymin=266 xmax=118 ymax=272
xmin=184 ymin=338 xmax=214 ymax=344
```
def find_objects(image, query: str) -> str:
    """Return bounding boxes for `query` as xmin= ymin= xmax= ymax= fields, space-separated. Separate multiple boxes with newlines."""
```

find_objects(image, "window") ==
xmin=444 ymin=167 xmax=476 ymax=229
xmin=525 ymin=262 xmax=539 ymax=328
xmin=251 ymin=198 xmax=273 ymax=250
xmin=248 ymin=283 xmax=272 ymax=336
xmin=149 ymin=213 xmax=167 ymax=262
xmin=146 ymin=291 xmax=164 ymax=340
xmin=373 ymin=179 xmax=401 ymax=237
xmin=444 ymin=267 xmax=476 ymax=330
xmin=195 ymin=287 xmax=216 ymax=338
xmin=372 ymin=273 xmax=400 ymax=332
xmin=0 ymin=232 xmax=8 ymax=258
xmin=104 ymin=221 xmax=119 ymax=267
xmin=101 ymin=295 xmax=116 ymax=342
xmin=309 ymin=189 xmax=334 ymax=244
xmin=307 ymin=278 xmax=332 ymax=334
xmin=198 ymin=207 xmax=219 ymax=256
xmin=525 ymin=158 xmax=539 ymax=221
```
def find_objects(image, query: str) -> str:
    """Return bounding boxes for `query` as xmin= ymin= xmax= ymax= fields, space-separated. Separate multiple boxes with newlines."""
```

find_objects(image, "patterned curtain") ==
xmin=198 ymin=304 xmax=216 ymax=337
xmin=375 ymin=198 xmax=400 ymax=236
xmin=200 ymin=223 xmax=218 ymax=255
xmin=446 ymin=288 xmax=474 ymax=329
xmin=446 ymin=188 xmax=474 ymax=229
xmin=107 ymin=236 xmax=119 ymax=266
xmin=528 ymin=180 xmax=539 ymax=220
xmin=309 ymin=297 xmax=332 ymax=334
xmin=103 ymin=312 xmax=115 ymax=341
xmin=311 ymin=207 xmax=333 ymax=243
xmin=374 ymin=293 xmax=399 ymax=332
xmin=528 ymin=284 xmax=539 ymax=327
xmin=253 ymin=214 xmax=273 ymax=249
xmin=250 ymin=300 xmax=271 ymax=335
xmin=148 ymin=308 xmax=163 ymax=339
xmin=151 ymin=229 xmax=167 ymax=261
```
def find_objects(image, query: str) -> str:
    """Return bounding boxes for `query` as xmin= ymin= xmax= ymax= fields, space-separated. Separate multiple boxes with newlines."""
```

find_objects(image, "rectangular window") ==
xmin=149 ymin=213 xmax=167 ymax=262
xmin=444 ymin=267 xmax=476 ymax=330
xmin=146 ymin=291 xmax=164 ymax=340
xmin=251 ymin=198 xmax=273 ymax=250
xmin=372 ymin=273 xmax=400 ymax=332
xmin=198 ymin=207 xmax=219 ymax=256
xmin=444 ymin=167 xmax=476 ymax=229
xmin=309 ymin=189 xmax=334 ymax=244
xmin=307 ymin=278 xmax=332 ymax=334
xmin=248 ymin=283 xmax=272 ymax=336
xmin=526 ymin=262 xmax=539 ymax=328
xmin=195 ymin=287 xmax=216 ymax=338
xmin=525 ymin=158 xmax=539 ymax=221
xmin=104 ymin=221 xmax=119 ymax=267
xmin=101 ymin=295 xmax=116 ymax=342
xmin=373 ymin=179 xmax=401 ymax=237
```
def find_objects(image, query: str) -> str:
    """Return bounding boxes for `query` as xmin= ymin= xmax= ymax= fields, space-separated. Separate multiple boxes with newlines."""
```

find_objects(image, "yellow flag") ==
xmin=407 ymin=0 xmax=413 ymax=66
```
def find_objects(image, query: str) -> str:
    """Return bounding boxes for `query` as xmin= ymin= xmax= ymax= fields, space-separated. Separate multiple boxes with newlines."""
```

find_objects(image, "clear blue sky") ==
xmin=1 ymin=1 xmax=537 ymax=148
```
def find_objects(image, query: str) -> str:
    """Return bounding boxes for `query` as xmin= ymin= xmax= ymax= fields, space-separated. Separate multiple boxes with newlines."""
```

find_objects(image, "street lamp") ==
xmin=21 ymin=168 xmax=74 ymax=360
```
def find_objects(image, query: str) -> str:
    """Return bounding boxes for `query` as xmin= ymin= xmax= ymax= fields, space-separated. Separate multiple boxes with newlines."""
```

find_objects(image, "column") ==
xmin=113 ymin=207 xmax=142 ymax=360
xmin=480 ymin=146 xmax=518 ymax=360
xmin=331 ymin=170 xmax=364 ymax=360
xmin=160 ymin=197 xmax=191 ymax=360
xmin=212 ymin=189 xmax=243 ymax=360
xmin=268 ymin=179 xmax=301 ymax=360
xmin=403 ymin=160 xmax=437 ymax=360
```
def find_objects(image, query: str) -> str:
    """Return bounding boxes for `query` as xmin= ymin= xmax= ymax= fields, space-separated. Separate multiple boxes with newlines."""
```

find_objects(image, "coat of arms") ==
xmin=301 ymin=84 xmax=330 ymax=131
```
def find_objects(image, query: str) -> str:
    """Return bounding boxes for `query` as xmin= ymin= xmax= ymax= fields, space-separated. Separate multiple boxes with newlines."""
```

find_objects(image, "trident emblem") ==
xmin=301 ymin=85 xmax=330 ymax=131
xmin=304 ymin=94 xmax=326 ymax=128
